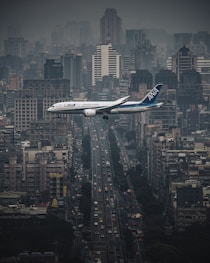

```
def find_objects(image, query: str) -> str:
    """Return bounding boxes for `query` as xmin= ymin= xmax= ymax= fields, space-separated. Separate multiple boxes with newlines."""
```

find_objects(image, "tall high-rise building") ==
xmin=44 ymin=59 xmax=63 ymax=79
xmin=0 ymin=67 xmax=9 ymax=83
xmin=62 ymin=53 xmax=75 ymax=80
xmin=130 ymin=70 xmax=153 ymax=91
xmin=155 ymin=69 xmax=178 ymax=89
xmin=196 ymin=56 xmax=210 ymax=104
xmin=178 ymin=69 xmax=203 ymax=108
xmin=150 ymin=87 xmax=177 ymax=130
xmin=75 ymin=54 xmax=83 ymax=90
xmin=125 ymin=29 xmax=146 ymax=50
xmin=92 ymin=43 xmax=121 ymax=86
xmin=171 ymin=45 xmax=197 ymax=81
xmin=122 ymin=29 xmax=146 ymax=73
xmin=0 ymin=55 xmax=23 ymax=78
xmin=62 ymin=52 xmax=83 ymax=90
xmin=135 ymin=39 xmax=157 ymax=71
xmin=124 ymin=29 xmax=158 ymax=73
xmin=100 ymin=8 xmax=122 ymax=46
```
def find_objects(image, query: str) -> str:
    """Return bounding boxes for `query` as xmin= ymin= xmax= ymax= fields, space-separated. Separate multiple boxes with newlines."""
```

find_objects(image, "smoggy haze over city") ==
xmin=0 ymin=0 xmax=210 ymax=44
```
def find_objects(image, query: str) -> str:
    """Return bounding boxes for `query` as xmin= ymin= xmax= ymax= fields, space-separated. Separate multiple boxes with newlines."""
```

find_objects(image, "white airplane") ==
xmin=47 ymin=83 xmax=163 ymax=119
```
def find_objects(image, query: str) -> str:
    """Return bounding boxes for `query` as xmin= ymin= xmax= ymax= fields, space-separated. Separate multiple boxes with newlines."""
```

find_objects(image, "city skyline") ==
xmin=0 ymin=0 xmax=210 ymax=45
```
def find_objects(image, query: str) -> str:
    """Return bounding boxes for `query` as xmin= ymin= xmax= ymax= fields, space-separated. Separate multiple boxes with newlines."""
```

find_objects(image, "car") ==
xmin=98 ymin=218 xmax=103 ymax=223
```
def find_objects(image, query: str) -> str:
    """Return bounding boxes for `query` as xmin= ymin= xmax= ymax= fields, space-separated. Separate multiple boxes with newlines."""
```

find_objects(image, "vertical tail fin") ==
xmin=141 ymin=84 xmax=163 ymax=104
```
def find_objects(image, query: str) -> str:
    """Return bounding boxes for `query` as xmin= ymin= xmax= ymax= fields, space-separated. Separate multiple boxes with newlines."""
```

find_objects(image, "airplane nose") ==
xmin=47 ymin=104 xmax=56 ymax=112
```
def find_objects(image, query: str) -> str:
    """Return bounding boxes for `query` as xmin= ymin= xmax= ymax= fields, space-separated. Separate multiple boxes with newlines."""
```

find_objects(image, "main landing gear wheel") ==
xmin=103 ymin=115 xmax=109 ymax=120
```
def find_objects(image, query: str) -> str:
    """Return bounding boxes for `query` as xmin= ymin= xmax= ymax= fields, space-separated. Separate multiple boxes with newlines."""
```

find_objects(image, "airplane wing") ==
xmin=96 ymin=95 xmax=130 ymax=113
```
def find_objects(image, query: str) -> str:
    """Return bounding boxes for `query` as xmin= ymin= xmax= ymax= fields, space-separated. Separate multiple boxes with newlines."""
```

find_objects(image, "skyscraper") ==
xmin=100 ymin=8 xmax=122 ymax=46
xmin=44 ymin=59 xmax=63 ymax=79
xmin=125 ymin=29 xmax=146 ymax=50
xmin=92 ymin=43 xmax=121 ymax=86
xmin=135 ymin=39 xmax=157 ymax=71
xmin=171 ymin=45 xmax=197 ymax=81
xmin=62 ymin=52 xmax=83 ymax=90
xmin=170 ymin=46 xmax=202 ymax=134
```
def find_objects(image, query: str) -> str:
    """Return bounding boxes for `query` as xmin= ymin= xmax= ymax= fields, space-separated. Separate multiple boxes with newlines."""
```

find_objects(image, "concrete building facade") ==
xmin=92 ymin=43 xmax=121 ymax=86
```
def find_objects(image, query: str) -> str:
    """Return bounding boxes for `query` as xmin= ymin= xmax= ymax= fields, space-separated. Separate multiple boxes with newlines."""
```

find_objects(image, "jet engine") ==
xmin=83 ymin=109 xmax=97 ymax=117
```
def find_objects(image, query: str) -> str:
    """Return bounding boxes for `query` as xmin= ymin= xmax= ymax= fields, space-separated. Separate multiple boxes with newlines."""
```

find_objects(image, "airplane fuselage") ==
xmin=47 ymin=84 xmax=163 ymax=117
xmin=48 ymin=101 xmax=163 ymax=115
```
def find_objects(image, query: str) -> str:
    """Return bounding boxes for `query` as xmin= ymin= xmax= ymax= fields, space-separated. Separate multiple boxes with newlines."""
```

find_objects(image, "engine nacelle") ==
xmin=83 ymin=109 xmax=97 ymax=117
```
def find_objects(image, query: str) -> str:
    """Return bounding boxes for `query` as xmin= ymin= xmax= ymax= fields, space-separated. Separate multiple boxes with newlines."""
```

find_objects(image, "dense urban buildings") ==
xmin=1 ymin=5 xmax=210 ymax=263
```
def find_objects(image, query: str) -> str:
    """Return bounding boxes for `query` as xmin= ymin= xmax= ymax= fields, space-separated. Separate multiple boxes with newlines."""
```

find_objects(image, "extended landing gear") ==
xmin=52 ymin=114 xmax=66 ymax=119
xmin=103 ymin=115 xmax=109 ymax=120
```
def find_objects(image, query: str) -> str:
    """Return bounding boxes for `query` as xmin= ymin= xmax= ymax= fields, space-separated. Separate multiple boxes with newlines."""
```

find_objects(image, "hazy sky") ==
xmin=0 ymin=0 xmax=210 ymax=44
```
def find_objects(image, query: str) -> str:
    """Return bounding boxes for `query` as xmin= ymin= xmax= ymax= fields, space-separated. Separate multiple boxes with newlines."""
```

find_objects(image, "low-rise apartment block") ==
xmin=146 ymin=128 xmax=210 ymax=230
xmin=2 ymin=145 xmax=70 ymax=200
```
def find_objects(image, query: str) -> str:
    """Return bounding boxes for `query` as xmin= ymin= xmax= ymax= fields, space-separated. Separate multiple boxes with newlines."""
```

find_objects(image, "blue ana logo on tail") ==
xmin=148 ymin=86 xmax=160 ymax=101
xmin=142 ymin=84 xmax=163 ymax=104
